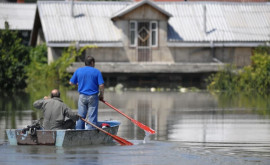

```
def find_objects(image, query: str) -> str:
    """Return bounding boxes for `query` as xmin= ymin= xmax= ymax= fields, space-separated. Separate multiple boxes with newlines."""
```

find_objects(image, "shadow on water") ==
xmin=1 ymin=89 xmax=270 ymax=165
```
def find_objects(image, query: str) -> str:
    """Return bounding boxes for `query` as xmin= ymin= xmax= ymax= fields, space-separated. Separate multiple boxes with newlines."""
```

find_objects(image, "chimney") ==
xmin=71 ymin=0 xmax=74 ymax=17
xmin=203 ymin=5 xmax=207 ymax=34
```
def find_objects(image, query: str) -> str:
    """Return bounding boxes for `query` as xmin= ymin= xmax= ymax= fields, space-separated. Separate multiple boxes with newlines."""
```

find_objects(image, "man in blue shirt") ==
xmin=69 ymin=55 xmax=104 ymax=129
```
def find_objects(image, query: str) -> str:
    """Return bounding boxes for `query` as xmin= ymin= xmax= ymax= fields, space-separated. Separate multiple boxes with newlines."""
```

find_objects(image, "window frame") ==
xmin=150 ymin=21 xmax=158 ymax=48
xmin=129 ymin=21 xmax=137 ymax=47
xmin=129 ymin=20 xmax=158 ymax=48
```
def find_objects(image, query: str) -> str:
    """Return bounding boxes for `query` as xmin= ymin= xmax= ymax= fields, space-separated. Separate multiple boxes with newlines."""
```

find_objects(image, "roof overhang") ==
xmin=111 ymin=0 xmax=172 ymax=20
xmin=47 ymin=42 xmax=123 ymax=48
xmin=47 ymin=41 xmax=270 ymax=48
xmin=168 ymin=41 xmax=270 ymax=47
xmin=0 ymin=3 xmax=36 ymax=30
xmin=67 ymin=62 xmax=226 ymax=73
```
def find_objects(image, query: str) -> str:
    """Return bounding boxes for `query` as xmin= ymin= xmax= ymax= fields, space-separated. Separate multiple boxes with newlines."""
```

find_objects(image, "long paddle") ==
xmin=101 ymin=100 xmax=156 ymax=134
xmin=79 ymin=117 xmax=133 ymax=146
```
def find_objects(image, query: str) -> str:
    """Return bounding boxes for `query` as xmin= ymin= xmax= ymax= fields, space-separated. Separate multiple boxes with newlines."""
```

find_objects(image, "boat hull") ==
xmin=6 ymin=121 xmax=120 ymax=146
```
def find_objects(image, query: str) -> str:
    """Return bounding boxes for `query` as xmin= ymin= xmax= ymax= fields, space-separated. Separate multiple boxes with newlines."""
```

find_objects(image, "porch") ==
xmin=67 ymin=62 xmax=225 ymax=73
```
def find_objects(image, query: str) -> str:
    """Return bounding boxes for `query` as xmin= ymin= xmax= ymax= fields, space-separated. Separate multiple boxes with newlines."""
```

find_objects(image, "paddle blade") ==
xmin=111 ymin=134 xmax=133 ymax=146
xmin=132 ymin=119 xmax=156 ymax=134
xmin=101 ymin=100 xmax=156 ymax=134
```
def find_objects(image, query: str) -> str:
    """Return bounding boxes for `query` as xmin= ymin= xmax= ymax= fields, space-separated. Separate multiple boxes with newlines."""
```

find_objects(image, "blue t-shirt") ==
xmin=70 ymin=66 xmax=104 ymax=96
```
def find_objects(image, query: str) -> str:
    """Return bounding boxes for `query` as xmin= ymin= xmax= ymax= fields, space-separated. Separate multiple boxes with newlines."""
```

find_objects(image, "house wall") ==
xmin=112 ymin=4 xmax=175 ymax=63
xmin=215 ymin=47 xmax=252 ymax=67
xmin=47 ymin=47 xmax=63 ymax=64
xmin=120 ymin=4 xmax=168 ymax=20
xmin=233 ymin=47 xmax=252 ymax=67
xmin=86 ymin=47 xmax=128 ymax=62
xmin=85 ymin=40 xmax=251 ymax=67
xmin=169 ymin=47 xmax=213 ymax=63
xmin=85 ymin=46 xmax=252 ymax=68
xmin=168 ymin=47 xmax=252 ymax=66
xmin=152 ymin=20 xmax=174 ymax=62
xmin=36 ymin=28 xmax=45 ymax=45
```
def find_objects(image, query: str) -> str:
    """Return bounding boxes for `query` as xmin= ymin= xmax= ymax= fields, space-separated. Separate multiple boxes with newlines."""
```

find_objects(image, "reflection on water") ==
xmin=1 ymin=90 xmax=270 ymax=164
xmin=1 ymin=90 xmax=270 ymax=143
xmin=169 ymin=112 xmax=270 ymax=143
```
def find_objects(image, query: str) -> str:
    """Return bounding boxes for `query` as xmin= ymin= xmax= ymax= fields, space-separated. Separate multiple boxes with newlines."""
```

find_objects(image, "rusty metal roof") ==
xmin=0 ymin=3 xmax=36 ymax=30
xmin=36 ymin=1 xmax=270 ymax=47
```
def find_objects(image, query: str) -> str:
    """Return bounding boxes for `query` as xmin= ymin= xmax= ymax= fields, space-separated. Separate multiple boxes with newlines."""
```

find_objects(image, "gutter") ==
xmin=167 ymin=41 xmax=270 ymax=48
xmin=47 ymin=42 xmax=123 ymax=48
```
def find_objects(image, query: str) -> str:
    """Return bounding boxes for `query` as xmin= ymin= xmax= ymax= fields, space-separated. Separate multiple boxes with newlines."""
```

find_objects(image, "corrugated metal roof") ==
xmin=164 ymin=2 xmax=270 ymax=42
xmin=166 ymin=2 xmax=270 ymax=43
xmin=37 ymin=1 xmax=270 ymax=45
xmin=38 ymin=1 xmax=128 ymax=44
xmin=0 ymin=3 xmax=36 ymax=30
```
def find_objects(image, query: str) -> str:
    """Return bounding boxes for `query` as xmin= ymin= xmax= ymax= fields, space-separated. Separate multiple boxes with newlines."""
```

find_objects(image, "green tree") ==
xmin=0 ymin=22 xmax=30 ymax=91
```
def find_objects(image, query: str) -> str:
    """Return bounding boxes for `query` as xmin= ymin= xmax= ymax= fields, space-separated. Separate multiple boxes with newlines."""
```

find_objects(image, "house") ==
xmin=30 ymin=0 xmax=270 ymax=87
xmin=186 ymin=0 xmax=268 ymax=1
xmin=0 ymin=3 xmax=36 ymax=45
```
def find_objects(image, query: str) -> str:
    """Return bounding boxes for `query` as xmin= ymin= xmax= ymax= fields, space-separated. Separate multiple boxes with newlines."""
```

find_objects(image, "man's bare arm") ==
xmin=99 ymin=84 xmax=104 ymax=101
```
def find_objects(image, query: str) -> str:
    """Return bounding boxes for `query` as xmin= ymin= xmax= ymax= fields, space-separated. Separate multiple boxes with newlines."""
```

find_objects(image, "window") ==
xmin=150 ymin=21 xmax=158 ymax=47
xmin=130 ymin=21 xmax=137 ymax=47
xmin=129 ymin=21 xmax=158 ymax=48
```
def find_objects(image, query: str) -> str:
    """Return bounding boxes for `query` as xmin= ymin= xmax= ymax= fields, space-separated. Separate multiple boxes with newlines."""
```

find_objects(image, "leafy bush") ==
xmin=26 ymin=45 xmax=79 ymax=90
xmin=207 ymin=46 xmax=270 ymax=95
xmin=26 ymin=44 xmax=47 ymax=82
xmin=26 ymin=44 xmax=97 ymax=90
xmin=207 ymin=64 xmax=239 ymax=92
xmin=26 ymin=44 xmax=96 ymax=108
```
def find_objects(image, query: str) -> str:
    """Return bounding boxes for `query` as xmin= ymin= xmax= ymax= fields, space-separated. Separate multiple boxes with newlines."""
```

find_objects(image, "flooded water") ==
xmin=1 ymin=90 xmax=270 ymax=165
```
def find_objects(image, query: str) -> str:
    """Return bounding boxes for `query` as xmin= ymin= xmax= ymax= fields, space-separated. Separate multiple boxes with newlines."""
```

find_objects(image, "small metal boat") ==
xmin=6 ymin=120 xmax=120 ymax=147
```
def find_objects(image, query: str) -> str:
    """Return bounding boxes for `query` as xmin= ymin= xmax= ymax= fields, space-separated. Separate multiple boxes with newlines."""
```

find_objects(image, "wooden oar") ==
xmin=101 ymin=100 xmax=156 ymax=134
xmin=79 ymin=117 xmax=133 ymax=146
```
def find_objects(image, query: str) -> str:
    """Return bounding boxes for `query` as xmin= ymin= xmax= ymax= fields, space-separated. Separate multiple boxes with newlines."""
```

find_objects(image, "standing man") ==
xmin=69 ymin=55 xmax=104 ymax=130
xmin=33 ymin=89 xmax=79 ymax=130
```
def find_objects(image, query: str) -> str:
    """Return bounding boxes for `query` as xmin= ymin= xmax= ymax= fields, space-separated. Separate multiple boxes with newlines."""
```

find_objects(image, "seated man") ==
xmin=33 ymin=89 xmax=79 ymax=130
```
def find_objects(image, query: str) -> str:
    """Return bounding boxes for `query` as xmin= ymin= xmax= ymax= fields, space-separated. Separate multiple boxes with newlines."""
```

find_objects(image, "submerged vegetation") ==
xmin=26 ymin=44 xmax=79 ymax=91
xmin=211 ymin=92 xmax=270 ymax=116
xmin=25 ymin=44 xmax=97 ymax=108
xmin=26 ymin=43 xmax=97 ymax=92
xmin=207 ymin=46 xmax=270 ymax=95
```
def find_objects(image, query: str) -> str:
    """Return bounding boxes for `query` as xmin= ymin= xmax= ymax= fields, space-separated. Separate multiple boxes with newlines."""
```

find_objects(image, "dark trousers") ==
xmin=62 ymin=119 xmax=76 ymax=129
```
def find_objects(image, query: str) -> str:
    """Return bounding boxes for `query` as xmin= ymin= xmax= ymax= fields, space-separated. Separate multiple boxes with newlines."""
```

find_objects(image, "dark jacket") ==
xmin=33 ymin=97 xmax=78 ymax=130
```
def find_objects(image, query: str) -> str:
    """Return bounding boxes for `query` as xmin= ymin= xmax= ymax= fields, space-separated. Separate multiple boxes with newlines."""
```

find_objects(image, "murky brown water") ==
xmin=1 ymin=90 xmax=270 ymax=165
